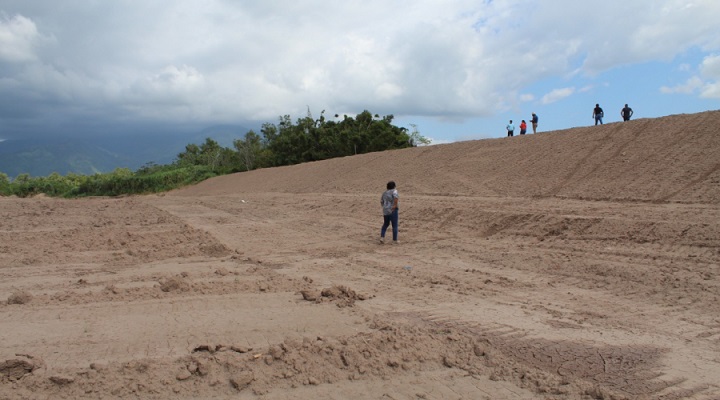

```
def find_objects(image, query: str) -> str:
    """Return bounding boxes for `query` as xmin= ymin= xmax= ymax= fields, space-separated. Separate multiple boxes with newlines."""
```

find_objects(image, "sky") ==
xmin=1 ymin=1 xmax=719 ymax=145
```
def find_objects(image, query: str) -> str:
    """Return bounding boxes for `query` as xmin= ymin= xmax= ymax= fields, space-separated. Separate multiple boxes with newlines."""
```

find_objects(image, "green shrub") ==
xmin=0 ymin=109 xmax=417 ymax=198
xmin=0 ymin=172 xmax=10 ymax=196
xmin=69 ymin=165 xmax=216 ymax=197
xmin=0 ymin=165 xmax=216 ymax=198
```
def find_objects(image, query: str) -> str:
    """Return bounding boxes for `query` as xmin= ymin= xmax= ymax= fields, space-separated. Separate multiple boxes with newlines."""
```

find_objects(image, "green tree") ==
xmin=14 ymin=173 xmax=31 ymax=184
xmin=198 ymin=138 xmax=223 ymax=169
xmin=234 ymin=130 xmax=264 ymax=171
xmin=408 ymin=124 xmax=431 ymax=146
xmin=176 ymin=143 xmax=202 ymax=166
xmin=175 ymin=138 xmax=237 ymax=173
xmin=0 ymin=109 xmax=416 ymax=198
xmin=259 ymin=109 xmax=413 ymax=167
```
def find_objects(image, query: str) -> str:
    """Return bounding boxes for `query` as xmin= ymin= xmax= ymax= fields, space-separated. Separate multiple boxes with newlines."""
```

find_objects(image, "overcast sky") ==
xmin=1 ymin=0 xmax=719 ymax=144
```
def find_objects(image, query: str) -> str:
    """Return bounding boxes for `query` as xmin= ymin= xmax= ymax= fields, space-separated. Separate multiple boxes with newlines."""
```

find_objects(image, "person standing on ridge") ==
xmin=531 ymin=113 xmax=539 ymax=133
xmin=520 ymin=120 xmax=527 ymax=135
xmin=593 ymin=104 xmax=604 ymax=125
xmin=621 ymin=104 xmax=634 ymax=121
xmin=506 ymin=120 xmax=515 ymax=137
xmin=380 ymin=181 xmax=399 ymax=244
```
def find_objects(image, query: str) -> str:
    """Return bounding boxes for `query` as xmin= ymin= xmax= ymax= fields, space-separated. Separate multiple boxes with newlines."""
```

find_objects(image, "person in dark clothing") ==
xmin=380 ymin=181 xmax=399 ymax=244
xmin=593 ymin=104 xmax=604 ymax=125
xmin=621 ymin=104 xmax=633 ymax=121
xmin=531 ymin=113 xmax=538 ymax=133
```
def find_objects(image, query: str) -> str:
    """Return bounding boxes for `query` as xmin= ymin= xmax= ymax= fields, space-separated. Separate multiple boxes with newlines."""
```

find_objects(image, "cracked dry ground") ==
xmin=1 ymin=189 xmax=719 ymax=399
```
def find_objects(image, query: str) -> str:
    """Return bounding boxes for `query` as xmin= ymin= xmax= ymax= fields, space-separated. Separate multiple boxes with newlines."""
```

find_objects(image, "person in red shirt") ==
xmin=519 ymin=120 xmax=527 ymax=135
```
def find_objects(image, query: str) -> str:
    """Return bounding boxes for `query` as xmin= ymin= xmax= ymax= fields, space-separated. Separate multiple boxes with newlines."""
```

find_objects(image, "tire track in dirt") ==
xmin=658 ymin=162 xmax=720 ymax=203
xmin=3 ymin=112 xmax=720 ymax=398
xmin=542 ymin=123 xmax=641 ymax=198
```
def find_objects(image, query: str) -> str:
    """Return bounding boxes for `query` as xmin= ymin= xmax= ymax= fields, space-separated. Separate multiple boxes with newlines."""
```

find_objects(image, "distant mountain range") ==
xmin=0 ymin=125 xmax=251 ymax=178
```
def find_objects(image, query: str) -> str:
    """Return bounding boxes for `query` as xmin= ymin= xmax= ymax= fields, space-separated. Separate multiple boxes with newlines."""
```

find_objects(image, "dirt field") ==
xmin=1 ymin=111 xmax=719 ymax=399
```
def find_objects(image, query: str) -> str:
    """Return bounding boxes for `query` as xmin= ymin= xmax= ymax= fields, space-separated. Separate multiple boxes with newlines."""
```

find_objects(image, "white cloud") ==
xmin=424 ymin=137 xmax=451 ymax=146
xmin=700 ymin=82 xmax=720 ymax=98
xmin=375 ymin=82 xmax=404 ymax=100
xmin=659 ymin=55 xmax=720 ymax=98
xmin=583 ymin=1 xmax=720 ymax=72
xmin=541 ymin=87 xmax=575 ymax=104
xmin=660 ymin=76 xmax=704 ymax=94
xmin=700 ymin=54 xmax=720 ymax=78
xmin=142 ymin=65 xmax=206 ymax=102
xmin=519 ymin=94 xmax=535 ymax=102
xmin=1 ymin=0 xmax=719 ymax=136
xmin=0 ymin=14 xmax=42 ymax=62
xmin=698 ymin=55 xmax=720 ymax=98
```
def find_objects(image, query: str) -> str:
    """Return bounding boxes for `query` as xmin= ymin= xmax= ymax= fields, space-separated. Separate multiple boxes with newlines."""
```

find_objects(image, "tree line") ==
xmin=0 ymin=110 xmax=428 ymax=198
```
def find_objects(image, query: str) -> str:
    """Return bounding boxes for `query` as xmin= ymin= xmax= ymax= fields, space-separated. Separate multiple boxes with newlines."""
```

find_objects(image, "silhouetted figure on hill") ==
xmin=379 ymin=181 xmax=399 ymax=244
xmin=531 ymin=113 xmax=539 ymax=133
xmin=621 ymin=104 xmax=634 ymax=121
xmin=520 ymin=120 xmax=527 ymax=135
xmin=506 ymin=120 xmax=515 ymax=137
xmin=593 ymin=104 xmax=604 ymax=125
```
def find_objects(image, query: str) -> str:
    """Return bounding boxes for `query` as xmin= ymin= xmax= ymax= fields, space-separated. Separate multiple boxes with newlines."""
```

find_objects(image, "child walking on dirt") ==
xmin=380 ymin=181 xmax=399 ymax=244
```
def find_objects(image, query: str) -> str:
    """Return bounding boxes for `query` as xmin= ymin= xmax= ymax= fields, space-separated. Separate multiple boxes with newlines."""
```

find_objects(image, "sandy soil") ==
xmin=1 ymin=111 xmax=719 ymax=399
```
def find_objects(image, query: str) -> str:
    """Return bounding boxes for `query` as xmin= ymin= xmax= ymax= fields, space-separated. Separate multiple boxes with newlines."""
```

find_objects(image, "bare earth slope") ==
xmin=182 ymin=110 xmax=720 ymax=203
xmin=1 ymin=111 xmax=719 ymax=399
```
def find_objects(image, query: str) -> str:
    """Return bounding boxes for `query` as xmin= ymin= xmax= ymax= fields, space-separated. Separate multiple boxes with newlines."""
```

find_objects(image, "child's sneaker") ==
xmin=379 ymin=237 xmax=385 ymax=244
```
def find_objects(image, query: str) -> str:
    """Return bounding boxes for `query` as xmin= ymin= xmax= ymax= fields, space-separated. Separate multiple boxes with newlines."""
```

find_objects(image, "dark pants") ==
xmin=520 ymin=129 xmax=526 ymax=135
xmin=381 ymin=209 xmax=398 ymax=241
xmin=507 ymin=131 xmax=514 ymax=137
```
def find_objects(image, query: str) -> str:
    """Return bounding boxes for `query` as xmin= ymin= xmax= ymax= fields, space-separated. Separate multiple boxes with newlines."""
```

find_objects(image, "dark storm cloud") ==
xmin=0 ymin=1 xmax=718 ymax=143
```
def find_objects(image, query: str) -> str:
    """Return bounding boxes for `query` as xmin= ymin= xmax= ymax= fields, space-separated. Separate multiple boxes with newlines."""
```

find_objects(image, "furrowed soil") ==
xmin=1 ymin=111 xmax=720 ymax=399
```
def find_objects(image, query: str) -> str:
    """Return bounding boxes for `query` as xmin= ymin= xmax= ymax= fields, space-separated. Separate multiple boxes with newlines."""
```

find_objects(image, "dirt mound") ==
xmin=159 ymin=276 xmax=191 ymax=292
xmin=7 ymin=291 xmax=33 ymax=305
xmin=0 ymin=354 xmax=44 ymax=381
xmin=0 ymin=197 xmax=232 ymax=268
xmin=0 ymin=317 xmax=665 ymax=399
xmin=1 ymin=111 xmax=719 ymax=399
xmin=300 ymin=285 xmax=369 ymax=308
xmin=175 ymin=110 xmax=720 ymax=204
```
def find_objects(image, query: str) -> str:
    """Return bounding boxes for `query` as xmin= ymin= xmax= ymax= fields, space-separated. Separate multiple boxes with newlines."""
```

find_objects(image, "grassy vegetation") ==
xmin=0 ymin=165 xmax=218 ymax=198
xmin=0 ymin=109 xmax=428 ymax=198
